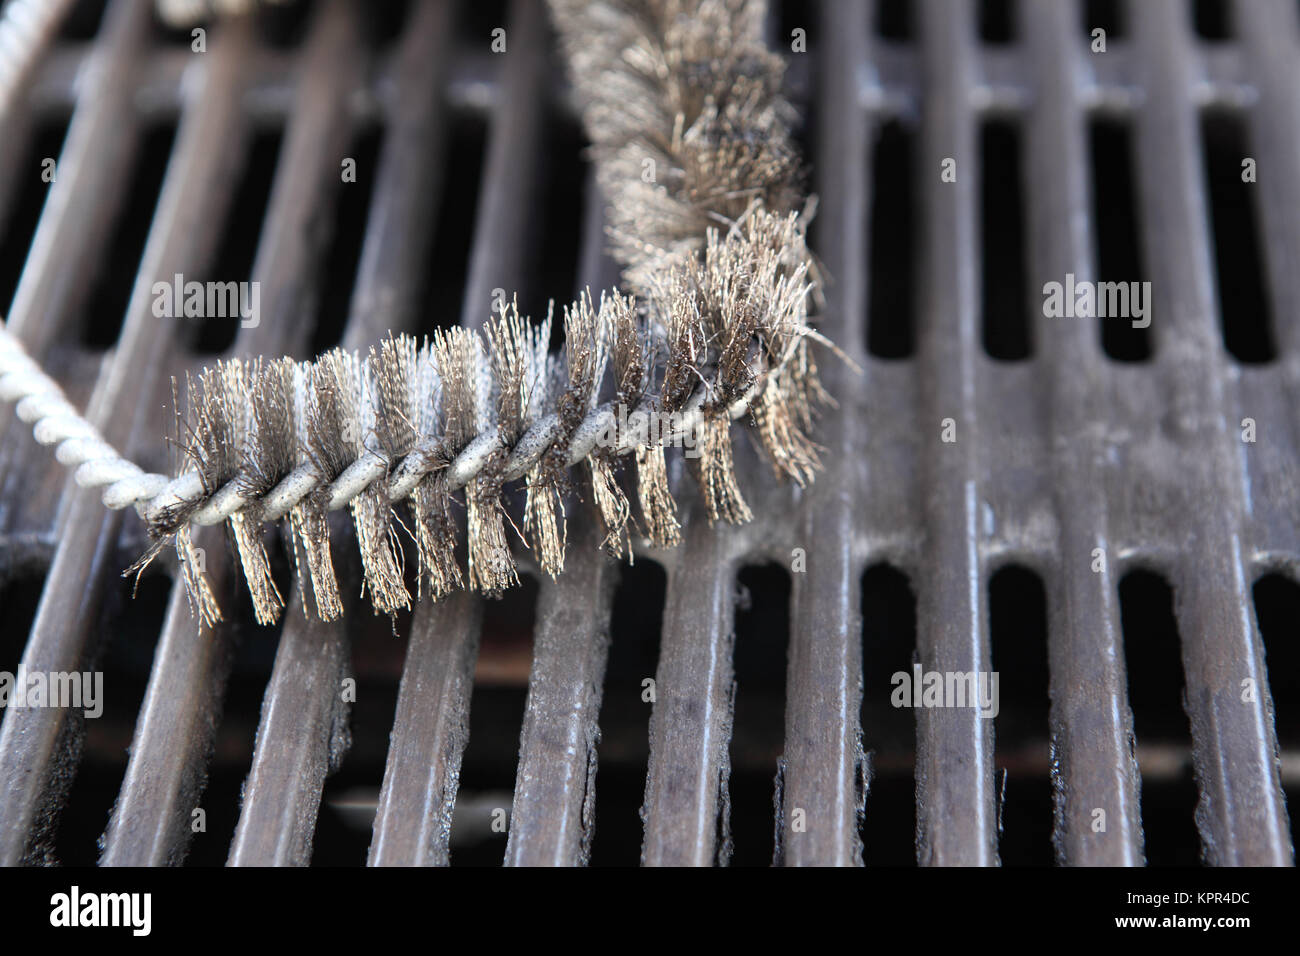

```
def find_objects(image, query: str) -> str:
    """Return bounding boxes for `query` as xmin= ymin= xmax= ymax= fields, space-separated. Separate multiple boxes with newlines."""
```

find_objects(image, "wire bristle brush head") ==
xmin=136 ymin=208 xmax=828 ymax=624
xmin=548 ymin=0 xmax=810 ymax=295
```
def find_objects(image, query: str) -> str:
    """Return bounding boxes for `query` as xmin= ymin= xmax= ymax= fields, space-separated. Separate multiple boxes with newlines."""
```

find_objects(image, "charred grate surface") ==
xmin=0 ymin=0 xmax=1296 ymax=866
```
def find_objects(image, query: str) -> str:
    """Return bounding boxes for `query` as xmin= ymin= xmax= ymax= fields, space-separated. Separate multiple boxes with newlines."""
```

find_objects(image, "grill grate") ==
xmin=0 ymin=0 xmax=1297 ymax=867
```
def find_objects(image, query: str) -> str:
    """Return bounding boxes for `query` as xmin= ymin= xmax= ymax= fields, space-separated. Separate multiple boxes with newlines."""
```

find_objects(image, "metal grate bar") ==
xmin=776 ymin=0 xmax=869 ymax=868
xmin=0 ymin=0 xmax=75 ymax=116
xmin=0 ymin=0 xmax=151 ymax=535
xmin=343 ymin=0 xmax=455 ymax=347
xmin=98 ymin=16 xmax=261 ymax=867
xmin=223 ymin=0 xmax=377 ymax=867
xmin=226 ymin=591 xmax=353 ymax=866
xmin=457 ymin=0 xmax=549 ymax=331
xmin=503 ymin=513 xmax=617 ymax=865
xmin=913 ymin=0 xmax=997 ymax=866
xmin=368 ymin=592 xmax=482 ymax=866
xmin=1236 ymin=2 xmax=1300 ymax=601
xmin=367 ymin=0 xmax=550 ymax=866
xmin=0 ymin=0 xmax=184 ymax=866
xmin=1022 ymin=0 xmax=1143 ymax=865
xmin=232 ymin=0 xmax=454 ymax=864
xmin=640 ymin=519 xmax=738 ymax=866
xmin=1130 ymin=0 xmax=1290 ymax=866
xmin=1 ymin=8 xmax=145 ymax=360
xmin=503 ymin=175 xmax=619 ymax=867
xmin=1240 ymin=1 xmax=1300 ymax=360
xmin=99 ymin=549 xmax=236 ymax=866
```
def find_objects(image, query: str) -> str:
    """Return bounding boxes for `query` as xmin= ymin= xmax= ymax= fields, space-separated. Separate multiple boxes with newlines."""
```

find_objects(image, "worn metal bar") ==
xmin=0 ymin=0 xmax=169 ymax=867
xmin=367 ymin=592 xmax=483 ymax=866
xmin=913 ymin=0 xmax=997 ymax=866
xmin=99 ymin=537 xmax=236 ymax=866
xmin=0 ymin=0 xmax=76 ymax=118
xmin=0 ymin=110 xmax=35 ymax=242
xmin=105 ymin=0 xmax=455 ymax=866
xmin=24 ymin=45 xmax=556 ymax=127
xmin=1022 ymin=0 xmax=1143 ymax=866
xmin=344 ymin=0 xmax=456 ymax=342
xmin=1238 ymin=0 xmax=1300 ymax=361
xmin=457 ymin=0 xmax=549 ymax=330
xmin=367 ymin=0 xmax=550 ymax=866
xmin=225 ymin=0 xmax=394 ymax=867
xmin=503 ymin=173 xmax=619 ymax=867
xmin=640 ymin=516 xmax=739 ymax=866
xmin=0 ymin=0 xmax=139 ymax=358
xmin=96 ymin=16 xmax=259 ymax=867
xmin=503 ymin=512 xmax=618 ymax=865
xmin=1234 ymin=0 xmax=1300 ymax=574
xmin=0 ymin=0 xmax=150 ymax=534
xmin=777 ymin=0 xmax=868 ymax=867
xmin=1130 ymin=0 xmax=1292 ymax=866
xmin=227 ymin=584 xmax=355 ymax=867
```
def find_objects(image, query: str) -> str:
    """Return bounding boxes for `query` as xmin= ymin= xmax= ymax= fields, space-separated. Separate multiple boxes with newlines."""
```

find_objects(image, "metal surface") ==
xmin=0 ymin=0 xmax=1297 ymax=867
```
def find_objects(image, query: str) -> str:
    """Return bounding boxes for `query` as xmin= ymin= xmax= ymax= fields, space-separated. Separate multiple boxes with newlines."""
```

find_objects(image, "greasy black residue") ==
xmin=1084 ymin=0 xmax=1124 ymax=39
xmin=978 ymin=0 xmax=1017 ymax=44
xmin=859 ymin=563 xmax=918 ymax=865
xmin=1089 ymin=116 xmax=1152 ymax=362
xmin=456 ymin=0 xmax=508 ymax=45
xmin=521 ymin=112 xmax=586 ymax=353
xmin=187 ymin=127 xmax=283 ymax=355
xmin=589 ymin=560 xmax=666 ymax=865
xmin=1201 ymin=109 xmax=1275 ymax=364
xmin=358 ymin=0 xmax=411 ymax=49
xmin=58 ymin=0 xmax=106 ymax=41
xmin=309 ymin=123 xmax=384 ymax=353
xmin=980 ymin=118 xmax=1032 ymax=361
xmin=1253 ymin=574 xmax=1300 ymax=744
xmin=730 ymin=564 xmax=790 ymax=866
xmin=418 ymin=112 xmax=487 ymax=337
xmin=80 ymin=122 xmax=178 ymax=350
xmin=988 ymin=564 xmax=1053 ymax=865
xmin=0 ymin=570 xmax=45 ymax=676
xmin=876 ymin=0 xmax=914 ymax=41
xmin=258 ymin=0 xmax=318 ymax=49
xmin=777 ymin=0 xmax=813 ymax=52
xmin=1118 ymin=569 xmax=1201 ymax=865
xmin=1192 ymin=0 xmax=1231 ymax=40
xmin=867 ymin=119 xmax=917 ymax=359
xmin=0 ymin=114 xmax=72 ymax=315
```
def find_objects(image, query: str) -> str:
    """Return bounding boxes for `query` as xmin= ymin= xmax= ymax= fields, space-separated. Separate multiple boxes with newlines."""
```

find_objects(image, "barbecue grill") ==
xmin=0 ymin=0 xmax=1296 ymax=867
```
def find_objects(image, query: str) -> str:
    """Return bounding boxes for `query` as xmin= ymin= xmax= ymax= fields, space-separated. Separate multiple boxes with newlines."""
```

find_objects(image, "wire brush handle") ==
xmin=0 ymin=321 xmax=171 ymax=505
